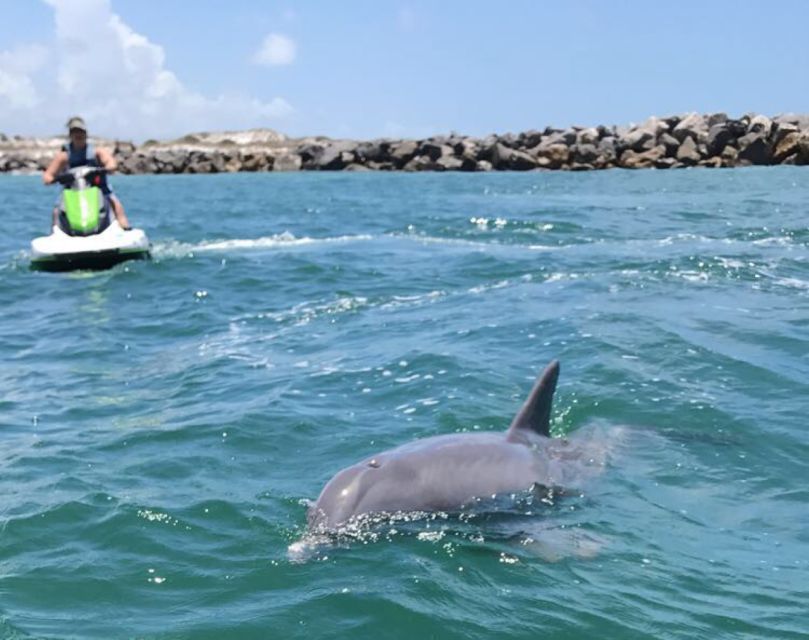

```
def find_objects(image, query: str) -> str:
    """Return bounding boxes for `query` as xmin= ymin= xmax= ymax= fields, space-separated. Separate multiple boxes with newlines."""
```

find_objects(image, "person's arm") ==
xmin=96 ymin=147 xmax=118 ymax=172
xmin=43 ymin=151 xmax=67 ymax=185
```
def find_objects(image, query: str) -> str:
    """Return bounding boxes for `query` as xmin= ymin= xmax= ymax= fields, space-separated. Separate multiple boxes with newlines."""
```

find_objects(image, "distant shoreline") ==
xmin=2 ymin=112 xmax=808 ymax=174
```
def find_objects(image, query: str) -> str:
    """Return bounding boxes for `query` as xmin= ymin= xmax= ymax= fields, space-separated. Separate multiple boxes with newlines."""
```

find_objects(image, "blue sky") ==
xmin=1 ymin=0 xmax=808 ymax=140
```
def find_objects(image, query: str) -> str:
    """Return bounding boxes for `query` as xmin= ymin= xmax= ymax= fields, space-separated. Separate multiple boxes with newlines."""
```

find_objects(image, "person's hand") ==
xmin=42 ymin=173 xmax=54 ymax=185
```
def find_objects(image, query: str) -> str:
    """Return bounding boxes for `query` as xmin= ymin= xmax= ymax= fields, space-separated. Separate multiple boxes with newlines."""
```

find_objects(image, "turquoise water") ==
xmin=1 ymin=169 xmax=808 ymax=639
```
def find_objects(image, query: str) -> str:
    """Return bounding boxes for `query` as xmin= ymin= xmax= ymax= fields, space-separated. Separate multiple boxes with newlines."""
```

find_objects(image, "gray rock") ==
xmin=706 ymin=112 xmax=728 ymax=128
xmin=619 ymin=145 xmax=666 ymax=169
xmin=621 ymin=128 xmax=656 ymax=152
xmin=572 ymin=143 xmax=599 ymax=164
xmin=720 ymin=146 xmax=739 ymax=167
xmin=773 ymin=131 xmax=802 ymax=163
xmin=475 ymin=159 xmax=493 ymax=171
xmin=316 ymin=141 xmax=357 ymax=170
xmin=773 ymin=113 xmax=809 ymax=131
xmin=418 ymin=141 xmax=453 ymax=162
xmin=659 ymin=133 xmax=680 ymax=156
xmin=672 ymin=113 xmax=708 ymax=143
xmin=402 ymin=155 xmax=436 ymax=171
xmin=435 ymin=155 xmax=464 ymax=171
xmin=705 ymin=124 xmax=735 ymax=156
xmin=676 ymin=136 xmax=702 ymax=165
xmin=747 ymin=114 xmax=773 ymax=138
xmin=491 ymin=142 xmax=538 ymax=170
xmin=576 ymin=127 xmax=600 ymax=145
xmin=530 ymin=142 xmax=569 ymax=169
xmin=344 ymin=163 xmax=371 ymax=171
xmin=355 ymin=140 xmax=390 ymax=163
xmin=389 ymin=140 xmax=418 ymax=167
xmin=273 ymin=153 xmax=302 ymax=171
xmin=736 ymin=133 xmax=772 ymax=165
xmin=698 ymin=156 xmax=723 ymax=168
xmin=654 ymin=157 xmax=679 ymax=169
xmin=518 ymin=130 xmax=543 ymax=148
xmin=772 ymin=122 xmax=798 ymax=146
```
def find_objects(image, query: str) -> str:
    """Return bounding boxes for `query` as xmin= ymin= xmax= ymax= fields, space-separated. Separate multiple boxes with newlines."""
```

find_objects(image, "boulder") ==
xmin=273 ymin=152 xmax=302 ymax=171
xmin=676 ymin=136 xmax=702 ymax=165
xmin=389 ymin=140 xmax=418 ymax=167
xmin=518 ymin=129 xmax=543 ymax=148
xmin=344 ymin=163 xmax=371 ymax=171
xmin=747 ymin=114 xmax=773 ymax=138
xmin=773 ymin=131 xmax=802 ymax=163
xmin=576 ymin=127 xmax=600 ymax=145
xmin=475 ymin=159 xmax=493 ymax=171
xmin=772 ymin=122 xmax=798 ymax=146
xmin=619 ymin=145 xmax=666 ymax=169
xmin=572 ymin=143 xmax=599 ymax=164
xmin=355 ymin=140 xmax=390 ymax=163
xmin=435 ymin=155 xmax=464 ymax=171
xmin=315 ymin=141 xmax=357 ymax=170
xmin=402 ymin=155 xmax=436 ymax=171
xmin=698 ymin=156 xmax=723 ymax=168
xmin=121 ymin=153 xmax=155 ymax=174
xmin=654 ymin=157 xmax=680 ymax=169
xmin=720 ymin=146 xmax=739 ymax=167
xmin=659 ymin=133 xmax=680 ymax=156
xmin=705 ymin=124 xmax=735 ymax=157
xmin=672 ymin=113 xmax=709 ymax=143
xmin=418 ymin=141 xmax=453 ymax=162
xmin=210 ymin=151 xmax=226 ymax=173
xmin=621 ymin=128 xmax=657 ymax=152
xmin=491 ymin=142 xmax=538 ymax=170
xmin=736 ymin=133 xmax=772 ymax=165
xmin=530 ymin=142 xmax=569 ymax=169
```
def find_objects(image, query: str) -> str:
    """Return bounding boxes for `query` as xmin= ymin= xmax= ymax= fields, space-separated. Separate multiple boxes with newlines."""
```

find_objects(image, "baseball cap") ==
xmin=66 ymin=116 xmax=87 ymax=132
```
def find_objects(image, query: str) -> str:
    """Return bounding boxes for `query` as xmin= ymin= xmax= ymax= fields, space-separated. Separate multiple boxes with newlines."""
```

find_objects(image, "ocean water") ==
xmin=1 ymin=169 xmax=807 ymax=639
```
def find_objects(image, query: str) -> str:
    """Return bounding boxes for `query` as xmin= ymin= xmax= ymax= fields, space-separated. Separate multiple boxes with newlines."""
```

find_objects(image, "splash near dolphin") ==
xmin=303 ymin=360 xmax=616 ymax=542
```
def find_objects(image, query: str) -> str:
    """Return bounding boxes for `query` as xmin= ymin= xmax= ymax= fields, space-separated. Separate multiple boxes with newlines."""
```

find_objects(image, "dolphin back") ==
xmin=506 ymin=360 xmax=560 ymax=440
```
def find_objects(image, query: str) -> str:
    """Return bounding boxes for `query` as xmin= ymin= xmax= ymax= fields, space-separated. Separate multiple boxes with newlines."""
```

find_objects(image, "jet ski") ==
xmin=30 ymin=166 xmax=150 ymax=272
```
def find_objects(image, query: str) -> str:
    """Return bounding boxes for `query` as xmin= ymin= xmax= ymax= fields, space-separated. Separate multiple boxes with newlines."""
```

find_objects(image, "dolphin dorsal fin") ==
xmin=506 ymin=360 xmax=559 ymax=441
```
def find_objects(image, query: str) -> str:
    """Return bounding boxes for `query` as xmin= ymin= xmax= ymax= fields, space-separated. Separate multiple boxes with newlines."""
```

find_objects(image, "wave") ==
xmin=152 ymin=231 xmax=373 ymax=259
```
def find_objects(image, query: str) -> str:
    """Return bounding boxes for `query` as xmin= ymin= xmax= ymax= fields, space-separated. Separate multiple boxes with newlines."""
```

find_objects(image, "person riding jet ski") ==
xmin=42 ymin=116 xmax=131 ymax=231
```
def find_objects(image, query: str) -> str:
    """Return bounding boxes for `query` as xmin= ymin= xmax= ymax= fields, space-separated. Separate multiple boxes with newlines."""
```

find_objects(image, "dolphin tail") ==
xmin=506 ymin=360 xmax=559 ymax=440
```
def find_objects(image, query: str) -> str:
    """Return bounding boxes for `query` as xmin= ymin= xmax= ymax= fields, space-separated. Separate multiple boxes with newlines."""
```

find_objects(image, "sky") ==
xmin=1 ymin=0 xmax=808 ymax=141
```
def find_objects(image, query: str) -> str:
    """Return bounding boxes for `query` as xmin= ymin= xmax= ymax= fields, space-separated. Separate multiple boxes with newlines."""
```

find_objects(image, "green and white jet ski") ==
xmin=30 ymin=166 xmax=150 ymax=272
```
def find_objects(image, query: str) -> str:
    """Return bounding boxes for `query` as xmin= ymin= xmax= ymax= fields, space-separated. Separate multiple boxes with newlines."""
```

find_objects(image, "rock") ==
xmin=518 ymin=130 xmax=543 ymax=148
xmin=705 ymin=124 xmax=735 ymax=157
xmin=530 ymin=142 xmax=569 ymax=169
xmin=619 ymin=145 xmax=666 ymax=169
xmin=402 ymin=155 xmax=436 ymax=171
xmin=672 ymin=113 xmax=708 ymax=143
xmin=773 ymin=113 xmax=809 ymax=131
xmin=772 ymin=122 xmax=798 ymax=146
xmin=698 ymin=156 xmax=723 ymax=168
xmin=355 ymin=140 xmax=390 ymax=163
xmin=435 ymin=155 xmax=464 ymax=171
xmin=240 ymin=151 xmax=271 ymax=172
xmin=736 ymin=133 xmax=772 ymax=165
xmin=595 ymin=137 xmax=617 ymax=167
xmin=773 ymin=131 xmax=802 ymax=163
xmin=297 ymin=143 xmax=326 ymax=169
xmin=489 ymin=142 xmax=537 ymax=170
xmin=315 ymin=141 xmax=356 ymax=170
xmin=576 ymin=127 xmax=600 ymax=145
xmin=654 ymin=157 xmax=679 ymax=169
xmin=747 ymin=114 xmax=773 ymax=138
xmin=273 ymin=153 xmax=302 ymax=171
xmin=121 ymin=153 xmax=154 ymax=174
xmin=417 ymin=141 xmax=453 ymax=162
xmin=621 ymin=128 xmax=656 ymax=153
xmin=210 ymin=152 xmax=226 ymax=173
xmin=389 ymin=140 xmax=418 ymax=167
xmin=572 ymin=143 xmax=599 ymax=164
xmin=454 ymin=138 xmax=479 ymax=161
xmin=720 ymin=146 xmax=739 ymax=167
xmin=659 ymin=133 xmax=680 ymax=156
xmin=344 ymin=163 xmax=371 ymax=171
xmin=475 ymin=159 xmax=493 ymax=171
xmin=676 ymin=136 xmax=702 ymax=165
xmin=794 ymin=133 xmax=809 ymax=165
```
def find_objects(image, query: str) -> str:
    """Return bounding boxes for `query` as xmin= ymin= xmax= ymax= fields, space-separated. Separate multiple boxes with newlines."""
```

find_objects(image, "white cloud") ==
xmin=253 ymin=33 xmax=296 ymax=67
xmin=0 ymin=0 xmax=293 ymax=140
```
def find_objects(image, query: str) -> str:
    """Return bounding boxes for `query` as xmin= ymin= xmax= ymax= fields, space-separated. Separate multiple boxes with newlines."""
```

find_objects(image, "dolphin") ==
xmin=306 ymin=360 xmax=610 ymax=534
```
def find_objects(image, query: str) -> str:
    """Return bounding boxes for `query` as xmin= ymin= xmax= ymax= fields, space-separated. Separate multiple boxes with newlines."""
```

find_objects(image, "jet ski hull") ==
xmin=30 ymin=224 xmax=151 ymax=272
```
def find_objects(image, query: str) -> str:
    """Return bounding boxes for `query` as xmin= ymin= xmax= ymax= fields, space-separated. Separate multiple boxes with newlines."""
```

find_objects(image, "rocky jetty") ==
xmin=3 ymin=113 xmax=809 ymax=175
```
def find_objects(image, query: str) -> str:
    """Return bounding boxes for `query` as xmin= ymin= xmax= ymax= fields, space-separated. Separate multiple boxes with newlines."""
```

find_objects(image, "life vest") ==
xmin=63 ymin=142 xmax=98 ymax=168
